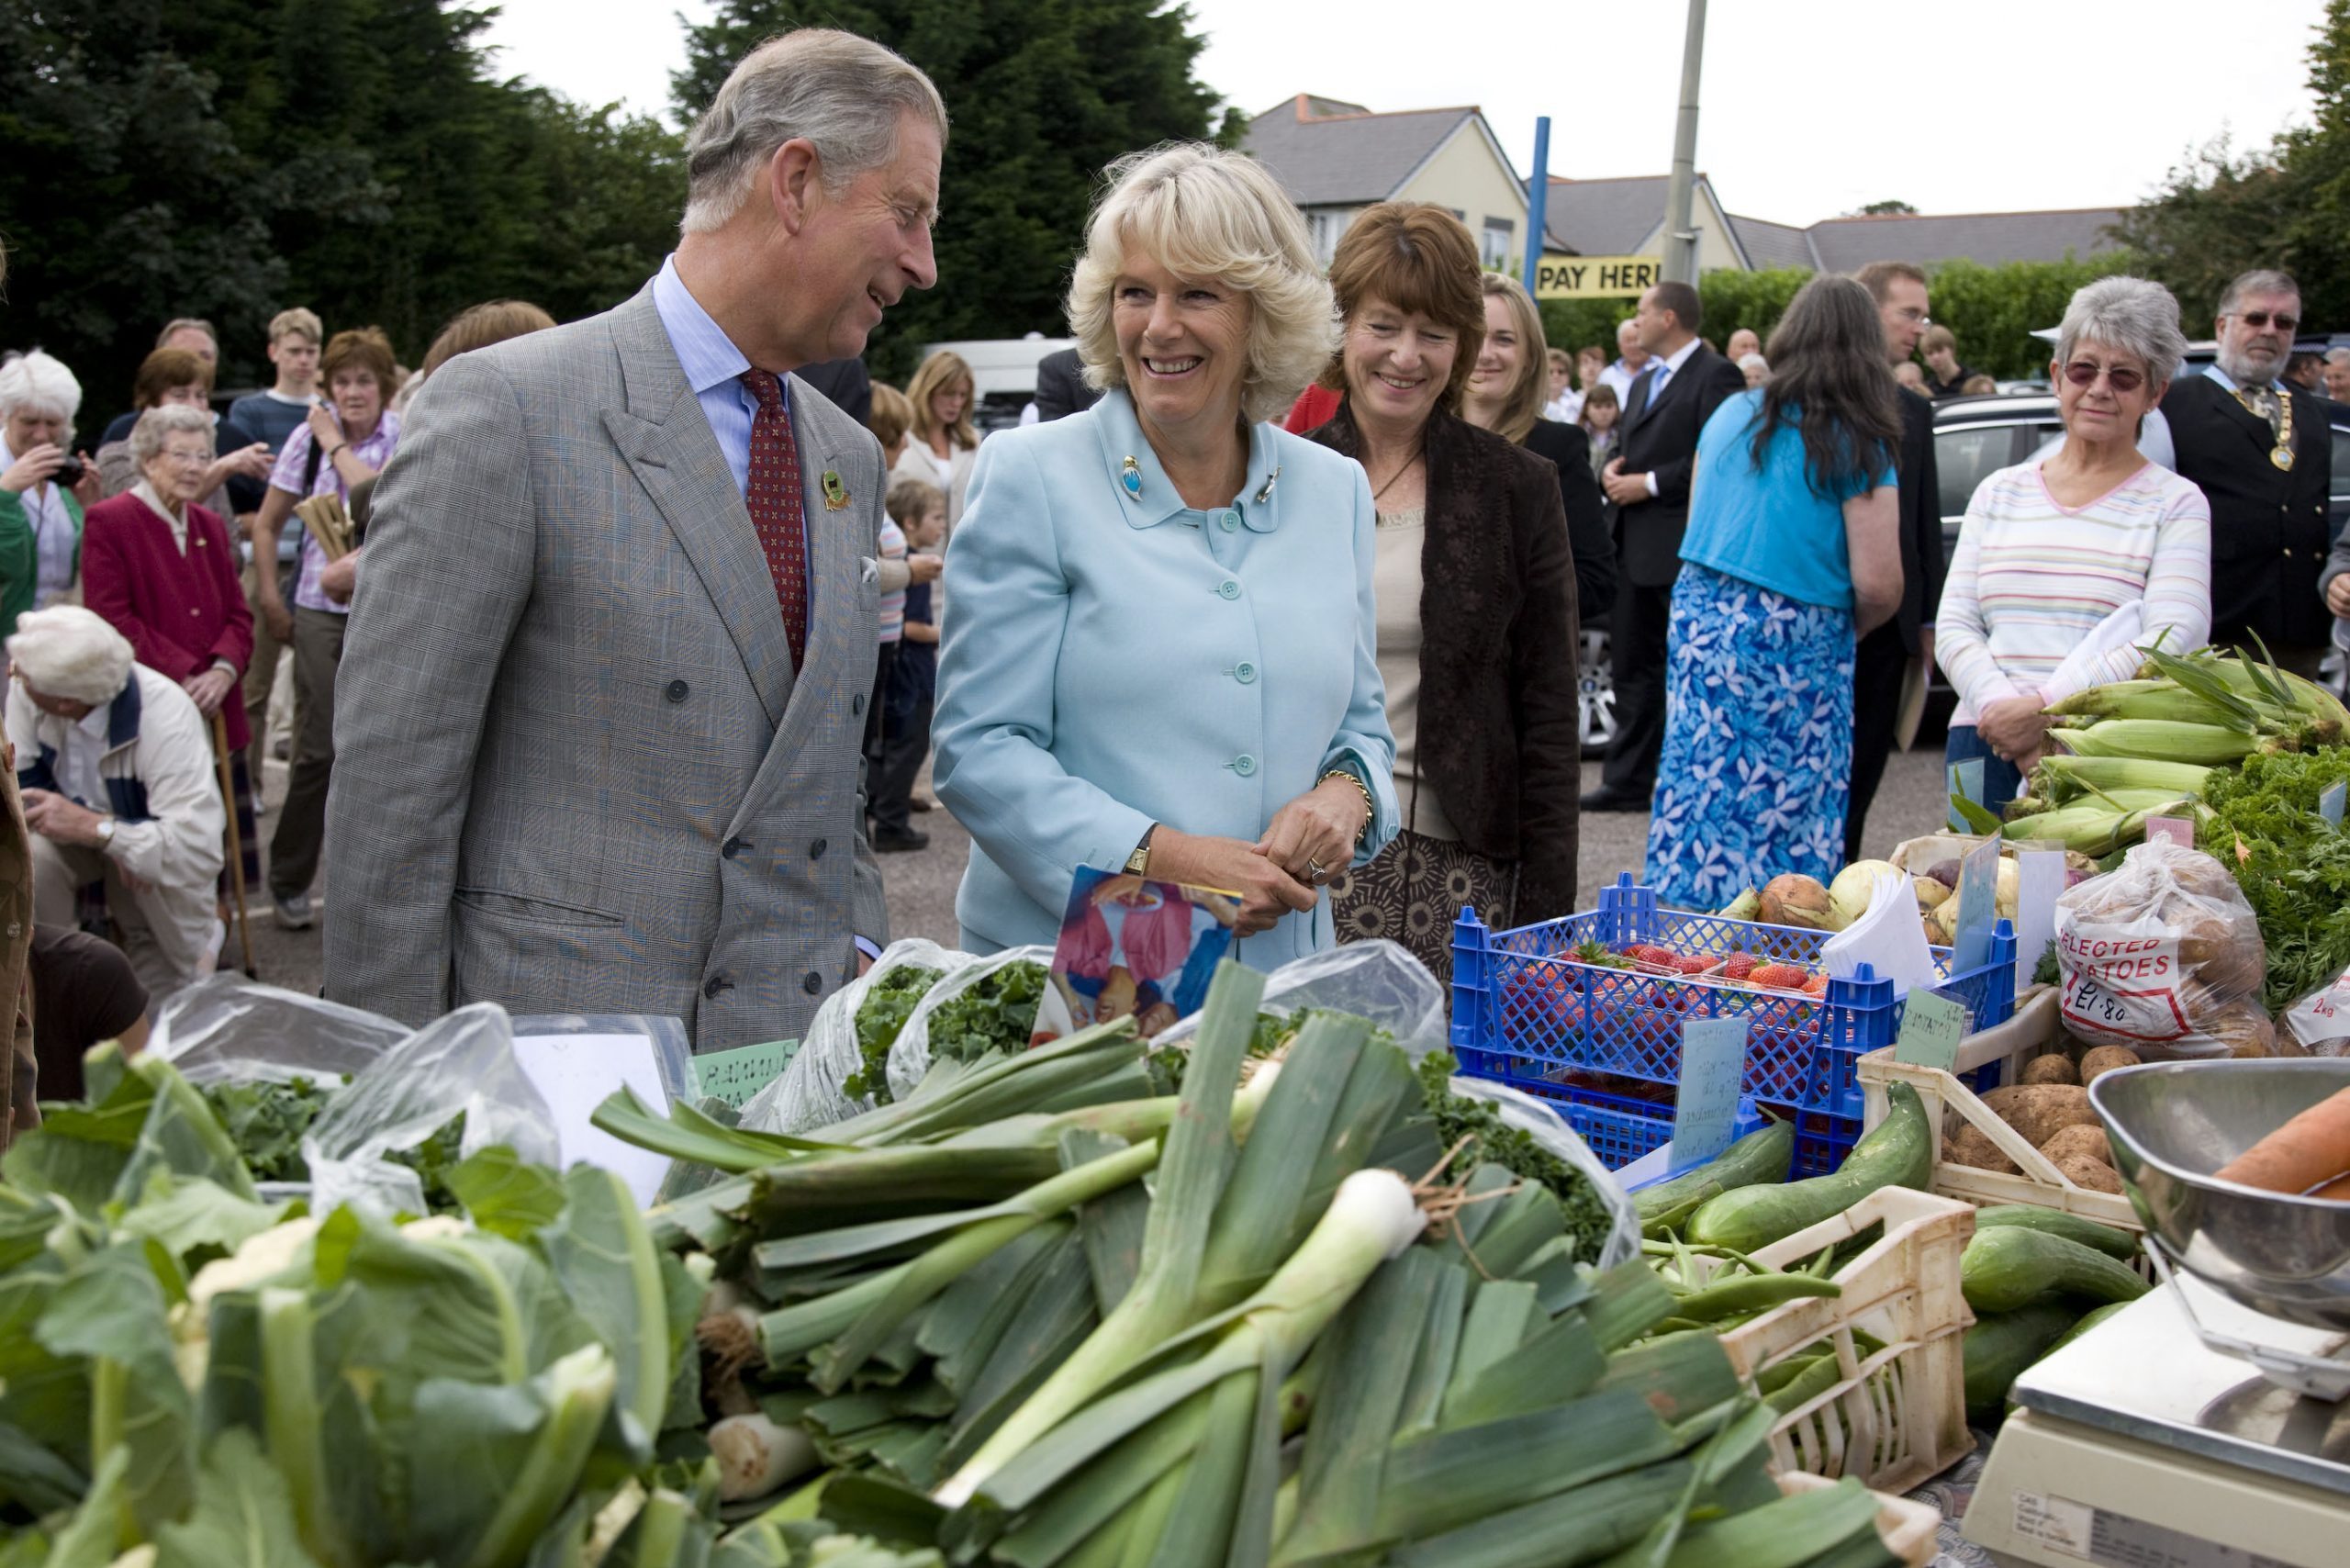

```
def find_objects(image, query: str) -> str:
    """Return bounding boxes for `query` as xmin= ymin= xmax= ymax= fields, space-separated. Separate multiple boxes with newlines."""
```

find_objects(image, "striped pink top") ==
xmin=1935 ymin=459 xmax=2212 ymax=725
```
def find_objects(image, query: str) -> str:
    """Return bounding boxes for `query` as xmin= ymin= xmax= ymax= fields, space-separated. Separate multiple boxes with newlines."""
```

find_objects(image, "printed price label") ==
xmin=2010 ymin=1490 xmax=2298 ymax=1568
xmin=2322 ymin=780 xmax=2346 ymax=828
xmin=2143 ymin=815 xmax=2195 ymax=847
xmin=1672 ymin=1017 xmax=1749 ymax=1167
xmin=690 ymin=1038 xmax=800 ymax=1110
xmin=1893 ymin=990 xmax=1969 ymax=1072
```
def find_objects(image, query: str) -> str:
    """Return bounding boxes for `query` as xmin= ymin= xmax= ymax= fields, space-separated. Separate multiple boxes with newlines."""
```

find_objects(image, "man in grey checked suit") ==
xmin=324 ymin=30 xmax=946 ymax=1047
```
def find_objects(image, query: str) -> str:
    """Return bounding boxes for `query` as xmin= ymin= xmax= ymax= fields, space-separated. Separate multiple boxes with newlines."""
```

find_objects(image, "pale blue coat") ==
xmin=933 ymin=387 xmax=1399 ymax=968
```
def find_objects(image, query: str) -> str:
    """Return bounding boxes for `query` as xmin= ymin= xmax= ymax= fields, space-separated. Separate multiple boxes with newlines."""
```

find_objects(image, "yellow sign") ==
xmin=1533 ymin=254 xmax=1662 ymax=300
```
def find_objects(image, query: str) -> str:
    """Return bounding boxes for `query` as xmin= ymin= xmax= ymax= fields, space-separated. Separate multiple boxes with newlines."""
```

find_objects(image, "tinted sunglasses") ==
xmin=2233 ymin=309 xmax=2299 ymax=331
xmin=2064 ymin=360 xmax=2145 ymax=394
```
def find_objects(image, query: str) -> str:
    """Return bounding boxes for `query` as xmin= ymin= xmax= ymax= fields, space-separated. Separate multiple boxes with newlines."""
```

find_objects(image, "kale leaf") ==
xmin=845 ymin=964 xmax=944 ymax=1104
xmin=923 ymin=959 xmax=1048 ymax=1065
xmin=2196 ymin=748 xmax=2350 ymax=1010
xmin=196 ymin=1077 xmax=338 ymax=1183
xmin=1415 ymin=1048 xmax=1620 ymax=1265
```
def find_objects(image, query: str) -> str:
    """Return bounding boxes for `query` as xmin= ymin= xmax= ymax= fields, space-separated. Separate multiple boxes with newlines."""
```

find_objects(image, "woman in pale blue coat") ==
xmin=934 ymin=142 xmax=1398 ymax=967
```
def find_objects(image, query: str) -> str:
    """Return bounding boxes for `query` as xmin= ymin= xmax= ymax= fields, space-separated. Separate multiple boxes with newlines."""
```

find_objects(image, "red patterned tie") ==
xmin=740 ymin=368 xmax=810 ymax=668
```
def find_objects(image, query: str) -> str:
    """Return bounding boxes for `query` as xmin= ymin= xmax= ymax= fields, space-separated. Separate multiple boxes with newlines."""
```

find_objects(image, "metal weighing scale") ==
xmin=1965 ymin=1267 xmax=2350 ymax=1567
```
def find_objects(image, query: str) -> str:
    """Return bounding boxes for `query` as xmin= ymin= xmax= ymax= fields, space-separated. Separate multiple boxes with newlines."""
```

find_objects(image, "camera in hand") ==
xmin=50 ymin=454 xmax=85 ymax=488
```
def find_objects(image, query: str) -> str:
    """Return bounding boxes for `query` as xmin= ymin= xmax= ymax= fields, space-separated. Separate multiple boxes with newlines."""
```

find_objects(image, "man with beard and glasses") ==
xmin=2159 ymin=269 xmax=2333 ymax=674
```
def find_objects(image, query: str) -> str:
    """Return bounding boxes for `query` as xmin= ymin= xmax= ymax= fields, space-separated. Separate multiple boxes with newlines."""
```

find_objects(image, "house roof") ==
xmin=1540 ymin=174 xmax=1678 ymax=256
xmin=1242 ymin=96 xmax=1485 ymax=207
xmin=1725 ymin=214 xmax=1818 ymax=272
xmin=1801 ymin=208 xmax=2126 ymax=271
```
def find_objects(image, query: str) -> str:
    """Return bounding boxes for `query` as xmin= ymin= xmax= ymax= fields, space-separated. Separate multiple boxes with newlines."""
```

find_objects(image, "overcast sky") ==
xmin=481 ymin=0 xmax=2323 ymax=224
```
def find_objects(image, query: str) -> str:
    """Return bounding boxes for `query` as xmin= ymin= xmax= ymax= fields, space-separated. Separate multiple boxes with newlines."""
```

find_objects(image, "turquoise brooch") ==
xmin=1120 ymin=455 xmax=1143 ymax=499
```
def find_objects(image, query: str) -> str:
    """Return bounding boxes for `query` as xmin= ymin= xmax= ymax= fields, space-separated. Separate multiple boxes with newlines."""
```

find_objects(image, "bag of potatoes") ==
xmin=2053 ymin=839 xmax=2273 ymax=1059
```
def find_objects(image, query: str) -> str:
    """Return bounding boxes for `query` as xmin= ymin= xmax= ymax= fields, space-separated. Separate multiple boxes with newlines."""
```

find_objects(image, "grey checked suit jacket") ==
xmin=323 ymin=283 xmax=890 ymax=1049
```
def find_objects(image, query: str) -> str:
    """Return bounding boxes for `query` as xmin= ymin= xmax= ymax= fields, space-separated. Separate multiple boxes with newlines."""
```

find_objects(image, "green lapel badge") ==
xmin=821 ymin=468 xmax=851 ymax=510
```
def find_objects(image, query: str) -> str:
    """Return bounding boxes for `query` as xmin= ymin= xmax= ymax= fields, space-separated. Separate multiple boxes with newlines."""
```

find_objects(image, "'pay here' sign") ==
xmin=1534 ymin=254 xmax=1663 ymax=299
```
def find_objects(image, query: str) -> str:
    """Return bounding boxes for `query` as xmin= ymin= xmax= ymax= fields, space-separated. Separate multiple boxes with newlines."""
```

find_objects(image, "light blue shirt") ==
xmin=651 ymin=252 xmax=814 ymax=613
xmin=1679 ymin=389 xmax=1896 ymax=613
xmin=932 ymin=387 xmax=1400 ymax=968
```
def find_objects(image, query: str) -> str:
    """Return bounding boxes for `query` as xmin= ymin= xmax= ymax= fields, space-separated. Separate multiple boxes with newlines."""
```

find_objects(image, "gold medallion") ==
xmin=2273 ymin=445 xmax=2296 ymax=471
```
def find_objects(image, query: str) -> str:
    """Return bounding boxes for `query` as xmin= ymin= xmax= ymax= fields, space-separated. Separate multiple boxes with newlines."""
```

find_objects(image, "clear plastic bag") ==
xmin=1444 ymin=1073 xmax=1641 ymax=1270
xmin=739 ymin=937 xmax=967 ymax=1134
xmin=150 ymin=975 xmax=413 ymax=1086
xmin=1153 ymin=939 xmax=1448 ymax=1055
xmin=303 ymin=1002 xmax=561 ymax=1217
xmin=2283 ymin=969 xmax=2350 ymax=1057
xmin=2054 ymin=839 xmax=2276 ymax=1060
xmin=886 ymin=945 xmax=1056 ymax=1103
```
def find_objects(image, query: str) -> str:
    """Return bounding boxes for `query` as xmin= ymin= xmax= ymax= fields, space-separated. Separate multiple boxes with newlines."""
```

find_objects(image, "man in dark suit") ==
xmin=1846 ymin=261 xmax=1946 ymax=861
xmin=1031 ymin=345 xmax=1099 ymax=422
xmin=795 ymin=357 xmax=871 ymax=427
xmin=2161 ymin=268 xmax=2334 ymax=674
xmin=1583 ymin=280 xmax=1747 ymax=811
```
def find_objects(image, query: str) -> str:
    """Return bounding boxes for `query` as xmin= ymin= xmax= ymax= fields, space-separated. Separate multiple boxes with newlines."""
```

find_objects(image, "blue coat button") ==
xmin=1236 ymin=662 xmax=1257 ymax=683
xmin=1235 ymin=754 xmax=1257 ymax=776
xmin=1219 ymin=510 xmax=1239 ymax=532
xmin=1218 ymin=580 xmax=1240 ymax=599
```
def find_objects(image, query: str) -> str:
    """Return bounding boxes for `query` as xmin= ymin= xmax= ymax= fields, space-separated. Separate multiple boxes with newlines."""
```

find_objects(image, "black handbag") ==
xmin=276 ymin=432 xmax=329 ymax=601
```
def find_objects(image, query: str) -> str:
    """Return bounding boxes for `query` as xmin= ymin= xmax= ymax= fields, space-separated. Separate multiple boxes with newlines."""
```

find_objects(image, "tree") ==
xmin=1854 ymin=199 xmax=1918 ymax=216
xmin=677 ymin=0 xmax=1232 ymax=382
xmin=0 ymin=0 xmax=682 ymax=402
xmin=2116 ymin=0 xmax=2350 ymax=326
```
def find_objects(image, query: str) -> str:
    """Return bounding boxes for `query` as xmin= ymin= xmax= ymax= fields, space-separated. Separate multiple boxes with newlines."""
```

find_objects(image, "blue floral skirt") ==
xmin=1644 ymin=564 xmax=1855 ymax=911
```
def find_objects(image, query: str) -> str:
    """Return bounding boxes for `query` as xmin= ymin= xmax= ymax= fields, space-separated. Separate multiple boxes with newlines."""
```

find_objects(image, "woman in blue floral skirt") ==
xmin=1645 ymin=275 xmax=1906 ymax=909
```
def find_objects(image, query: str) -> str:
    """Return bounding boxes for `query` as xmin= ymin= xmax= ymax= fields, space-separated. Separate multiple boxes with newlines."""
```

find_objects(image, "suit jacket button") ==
xmin=802 ymin=971 xmax=822 ymax=995
xmin=722 ymin=836 xmax=745 ymax=859
xmin=703 ymin=975 xmax=730 ymax=999
xmin=810 ymin=838 xmax=827 ymax=859
xmin=666 ymin=679 xmax=690 ymax=703
xmin=853 ymin=691 xmax=867 ymax=715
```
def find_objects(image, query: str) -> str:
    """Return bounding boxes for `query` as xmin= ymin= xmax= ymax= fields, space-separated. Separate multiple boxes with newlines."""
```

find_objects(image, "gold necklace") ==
xmin=2232 ymin=386 xmax=2296 ymax=470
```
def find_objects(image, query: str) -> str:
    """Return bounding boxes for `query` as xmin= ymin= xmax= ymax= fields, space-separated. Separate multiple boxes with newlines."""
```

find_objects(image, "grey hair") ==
xmin=1065 ymin=142 xmax=1337 ymax=425
xmin=7 ymin=605 xmax=134 ymax=706
xmin=0 ymin=350 xmax=82 ymax=431
xmin=2217 ymin=268 xmax=2300 ymax=318
xmin=2325 ymin=347 xmax=2350 ymax=366
xmin=129 ymin=404 xmax=214 ymax=468
xmin=680 ymin=29 xmax=947 ymax=234
xmin=1739 ymin=353 xmax=1770 ymax=373
xmin=2055 ymin=276 xmax=2188 ymax=386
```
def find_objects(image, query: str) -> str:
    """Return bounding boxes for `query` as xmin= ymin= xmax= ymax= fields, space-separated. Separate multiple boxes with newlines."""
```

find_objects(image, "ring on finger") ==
xmin=1307 ymin=857 xmax=1328 ymax=886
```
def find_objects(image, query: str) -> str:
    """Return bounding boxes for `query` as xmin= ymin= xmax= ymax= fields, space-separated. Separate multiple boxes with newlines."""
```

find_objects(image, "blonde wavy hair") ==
xmin=907 ymin=351 xmax=978 ymax=452
xmin=1067 ymin=142 xmax=1337 ymax=425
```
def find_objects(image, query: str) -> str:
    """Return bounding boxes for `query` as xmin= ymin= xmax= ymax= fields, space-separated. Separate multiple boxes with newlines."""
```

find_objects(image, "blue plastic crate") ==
xmin=1450 ymin=875 xmax=2017 ymax=1143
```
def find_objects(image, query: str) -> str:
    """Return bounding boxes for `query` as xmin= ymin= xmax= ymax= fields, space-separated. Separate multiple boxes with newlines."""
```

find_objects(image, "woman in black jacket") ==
xmin=1308 ymin=204 xmax=1583 ymax=981
xmin=1463 ymin=273 xmax=1616 ymax=627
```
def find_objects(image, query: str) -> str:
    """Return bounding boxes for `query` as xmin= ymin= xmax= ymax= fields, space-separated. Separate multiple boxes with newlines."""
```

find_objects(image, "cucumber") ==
xmin=1684 ymin=1083 xmax=1931 ymax=1254
xmin=1964 ymin=1304 xmax=2078 ymax=1422
xmin=1959 ymin=1226 xmax=2152 ymax=1315
xmin=1973 ymin=1205 xmax=2141 ymax=1260
xmin=1636 ymin=1122 xmax=1796 ymax=1235
xmin=2042 ymin=1300 xmax=2132 ymax=1360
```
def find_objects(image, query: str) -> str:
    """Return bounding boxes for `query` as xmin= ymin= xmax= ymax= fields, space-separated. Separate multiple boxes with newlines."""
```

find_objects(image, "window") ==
xmin=1306 ymin=210 xmax=1342 ymax=264
xmin=1482 ymin=218 xmax=1515 ymax=270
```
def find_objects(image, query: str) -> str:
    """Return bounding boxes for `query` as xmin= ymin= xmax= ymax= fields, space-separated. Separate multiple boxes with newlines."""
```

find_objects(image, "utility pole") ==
xmin=1661 ymin=0 xmax=1707 ymax=285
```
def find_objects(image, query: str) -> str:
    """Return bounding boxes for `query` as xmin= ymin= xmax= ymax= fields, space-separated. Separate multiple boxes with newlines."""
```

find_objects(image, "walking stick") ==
xmin=210 ymin=711 xmax=256 ymax=979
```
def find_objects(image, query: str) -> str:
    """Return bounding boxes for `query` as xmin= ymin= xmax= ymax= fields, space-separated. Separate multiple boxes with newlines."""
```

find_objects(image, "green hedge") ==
xmin=1537 ymin=253 xmax=2140 ymax=382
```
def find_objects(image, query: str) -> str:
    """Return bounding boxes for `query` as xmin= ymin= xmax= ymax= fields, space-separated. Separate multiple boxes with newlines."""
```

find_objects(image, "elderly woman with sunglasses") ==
xmin=1935 ymin=277 xmax=2211 ymax=801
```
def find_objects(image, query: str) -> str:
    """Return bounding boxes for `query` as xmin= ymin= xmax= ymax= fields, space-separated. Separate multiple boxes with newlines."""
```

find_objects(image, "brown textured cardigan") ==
xmin=1309 ymin=401 xmax=1583 ymax=924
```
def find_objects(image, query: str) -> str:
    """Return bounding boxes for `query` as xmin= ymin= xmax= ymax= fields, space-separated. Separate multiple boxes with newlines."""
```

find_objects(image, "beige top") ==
xmin=1371 ymin=508 xmax=1459 ymax=842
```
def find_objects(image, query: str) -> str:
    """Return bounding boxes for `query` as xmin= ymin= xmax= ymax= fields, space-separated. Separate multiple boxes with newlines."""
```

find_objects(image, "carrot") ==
xmin=2213 ymin=1086 xmax=2350 ymax=1194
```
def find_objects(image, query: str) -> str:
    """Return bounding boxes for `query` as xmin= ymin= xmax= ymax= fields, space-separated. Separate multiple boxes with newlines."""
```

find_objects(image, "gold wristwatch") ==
xmin=1125 ymin=823 xmax=1157 ymax=876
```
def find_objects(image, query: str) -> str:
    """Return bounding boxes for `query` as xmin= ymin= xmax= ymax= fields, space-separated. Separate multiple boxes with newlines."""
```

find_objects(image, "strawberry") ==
xmin=1748 ymin=963 xmax=1811 ymax=992
xmin=1673 ymin=955 xmax=1714 ymax=975
xmin=1629 ymin=944 xmax=1680 ymax=969
xmin=1803 ymin=973 xmax=1830 ymax=997
xmin=1722 ymin=951 xmax=1760 ymax=982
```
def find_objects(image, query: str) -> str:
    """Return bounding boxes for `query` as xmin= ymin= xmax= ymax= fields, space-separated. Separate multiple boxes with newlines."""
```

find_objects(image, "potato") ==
xmin=2054 ymin=1153 xmax=2124 ymax=1194
xmin=1981 ymin=1084 xmax=2100 ymax=1148
xmin=2020 ymin=1053 xmax=2079 ymax=1087
xmin=2079 ymin=1046 xmax=2142 ymax=1084
xmin=1943 ymin=1123 xmax=2020 ymax=1175
xmin=2040 ymin=1124 xmax=2114 ymax=1169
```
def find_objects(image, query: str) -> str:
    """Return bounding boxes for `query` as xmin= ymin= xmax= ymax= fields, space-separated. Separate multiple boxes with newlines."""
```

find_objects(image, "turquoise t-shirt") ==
xmin=1678 ymin=389 xmax=1896 ymax=613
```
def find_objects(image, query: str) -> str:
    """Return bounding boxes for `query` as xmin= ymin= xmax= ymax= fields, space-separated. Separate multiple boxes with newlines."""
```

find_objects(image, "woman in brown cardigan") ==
xmin=1310 ymin=203 xmax=1583 ymax=980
